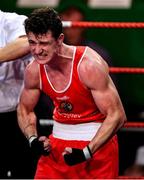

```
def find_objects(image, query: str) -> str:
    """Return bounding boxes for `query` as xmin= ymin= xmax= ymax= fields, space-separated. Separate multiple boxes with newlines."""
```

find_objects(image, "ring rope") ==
xmin=109 ymin=67 xmax=144 ymax=74
xmin=62 ymin=21 xmax=144 ymax=28
xmin=124 ymin=122 xmax=144 ymax=128
xmin=39 ymin=119 xmax=144 ymax=128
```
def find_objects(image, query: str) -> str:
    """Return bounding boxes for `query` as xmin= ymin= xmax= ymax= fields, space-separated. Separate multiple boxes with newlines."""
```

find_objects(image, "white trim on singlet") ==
xmin=43 ymin=46 xmax=76 ymax=93
xmin=77 ymin=46 xmax=88 ymax=83
xmin=38 ymin=64 xmax=42 ymax=90
xmin=53 ymin=121 xmax=102 ymax=141
xmin=77 ymin=46 xmax=88 ymax=71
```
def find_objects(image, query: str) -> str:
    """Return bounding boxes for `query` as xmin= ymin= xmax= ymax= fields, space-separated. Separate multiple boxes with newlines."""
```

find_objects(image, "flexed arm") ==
xmin=17 ymin=86 xmax=39 ymax=139
xmin=63 ymin=47 xmax=127 ymax=165
xmin=17 ymin=62 xmax=51 ymax=155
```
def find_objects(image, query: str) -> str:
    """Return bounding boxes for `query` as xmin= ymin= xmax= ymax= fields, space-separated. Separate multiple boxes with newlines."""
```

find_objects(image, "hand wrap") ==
xmin=63 ymin=146 xmax=92 ymax=166
xmin=29 ymin=135 xmax=49 ymax=156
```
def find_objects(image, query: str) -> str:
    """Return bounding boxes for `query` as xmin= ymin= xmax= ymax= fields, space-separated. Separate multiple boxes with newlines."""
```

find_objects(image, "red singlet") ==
xmin=39 ymin=46 xmax=105 ymax=124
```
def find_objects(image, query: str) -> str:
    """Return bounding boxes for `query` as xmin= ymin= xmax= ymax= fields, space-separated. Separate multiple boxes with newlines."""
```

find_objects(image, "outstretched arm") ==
xmin=0 ymin=36 xmax=30 ymax=63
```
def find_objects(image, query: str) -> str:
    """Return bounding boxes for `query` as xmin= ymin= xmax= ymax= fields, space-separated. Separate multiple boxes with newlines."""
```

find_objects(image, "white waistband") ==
xmin=53 ymin=121 xmax=102 ymax=141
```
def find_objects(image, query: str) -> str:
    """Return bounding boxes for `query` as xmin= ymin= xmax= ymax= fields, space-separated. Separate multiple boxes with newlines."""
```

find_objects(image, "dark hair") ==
xmin=24 ymin=7 xmax=62 ymax=40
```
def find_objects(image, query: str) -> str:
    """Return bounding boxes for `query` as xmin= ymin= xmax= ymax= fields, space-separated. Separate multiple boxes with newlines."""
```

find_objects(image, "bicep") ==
xmin=79 ymin=50 xmax=122 ymax=115
xmin=79 ymin=48 xmax=124 ymax=117
xmin=91 ymin=77 xmax=122 ymax=116
xmin=20 ymin=87 xmax=40 ymax=113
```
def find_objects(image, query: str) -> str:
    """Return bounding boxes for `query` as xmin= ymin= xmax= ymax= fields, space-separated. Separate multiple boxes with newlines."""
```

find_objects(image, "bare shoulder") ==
xmin=24 ymin=60 xmax=40 ymax=89
xmin=79 ymin=47 xmax=110 ymax=89
xmin=82 ymin=47 xmax=109 ymax=73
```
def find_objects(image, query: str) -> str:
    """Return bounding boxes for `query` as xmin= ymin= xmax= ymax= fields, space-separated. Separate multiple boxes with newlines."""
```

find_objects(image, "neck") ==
xmin=46 ymin=44 xmax=74 ymax=69
xmin=57 ymin=43 xmax=74 ymax=59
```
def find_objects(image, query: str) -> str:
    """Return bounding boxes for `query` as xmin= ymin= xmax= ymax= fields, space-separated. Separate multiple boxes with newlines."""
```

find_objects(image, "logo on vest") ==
xmin=59 ymin=101 xmax=73 ymax=112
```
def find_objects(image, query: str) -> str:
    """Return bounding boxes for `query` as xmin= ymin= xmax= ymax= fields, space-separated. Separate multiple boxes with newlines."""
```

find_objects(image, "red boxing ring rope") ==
xmin=62 ymin=21 xmax=144 ymax=28
xmin=110 ymin=67 xmax=144 ymax=73
xmin=124 ymin=122 xmax=144 ymax=128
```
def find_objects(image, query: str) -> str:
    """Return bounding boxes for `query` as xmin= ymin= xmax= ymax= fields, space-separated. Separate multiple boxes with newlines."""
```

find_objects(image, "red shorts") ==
xmin=35 ymin=135 xmax=118 ymax=179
